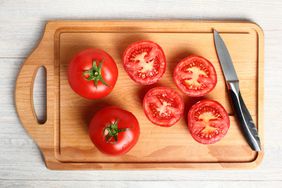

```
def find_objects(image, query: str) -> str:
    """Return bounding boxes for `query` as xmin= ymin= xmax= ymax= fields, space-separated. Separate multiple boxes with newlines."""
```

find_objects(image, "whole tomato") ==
xmin=89 ymin=106 xmax=140 ymax=156
xmin=68 ymin=48 xmax=118 ymax=99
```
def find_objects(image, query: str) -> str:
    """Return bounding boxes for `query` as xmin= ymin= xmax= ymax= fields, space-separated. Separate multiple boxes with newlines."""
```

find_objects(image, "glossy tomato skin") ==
xmin=188 ymin=99 xmax=230 ymax=144
xmin=143 ymin=87 xmax=184 ymax=127
xmin=173 ymin=55 xmax=217 ymax=97
xmin=89 ymin=106 xmax=140 ymax=156
xmin=68 ymin=48 xmax=118 ymax=99
xmin=123 ymin=40 xmax=166 ymax=85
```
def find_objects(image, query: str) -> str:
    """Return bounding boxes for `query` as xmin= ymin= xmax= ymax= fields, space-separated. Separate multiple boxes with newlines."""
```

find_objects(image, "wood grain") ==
xmin=2 ymin=53 xmax=279 ymax=179
xmin=1 ymin=0 xmax=282 ymax=186
xmin=14 ymin=20 xmax=264 ymax=169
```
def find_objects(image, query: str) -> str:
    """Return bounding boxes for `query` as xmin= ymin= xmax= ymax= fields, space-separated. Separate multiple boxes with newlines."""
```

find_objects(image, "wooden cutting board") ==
xmin=15 ymin=20 xmax=264 ymax=170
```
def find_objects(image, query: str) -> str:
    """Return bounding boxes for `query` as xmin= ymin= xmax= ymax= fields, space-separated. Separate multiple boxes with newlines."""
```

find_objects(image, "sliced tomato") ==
xmin=143 ymin=87 xmax=184 ymax=127
xmin=123 ymin=40 xmax=166 ymax=85
xmin=188 ymin=99 xmax=230 ymax=144
xmin=173 ymin=55 xmax=217 ymax=97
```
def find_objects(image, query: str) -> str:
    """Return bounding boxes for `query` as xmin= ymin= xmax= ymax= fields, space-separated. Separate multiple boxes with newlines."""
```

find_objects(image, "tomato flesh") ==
xmin=188 ymin=99 xmax=230 ymax=144
xmin=143 ymin=87 xmax=184 ymax=127
xmin=89 ymin=106 xmax=140 ymax=156
xmin=174 ymin=55 xmax=217 ymax=97
xmin=123 ymin=40 xmax=166 ymax=85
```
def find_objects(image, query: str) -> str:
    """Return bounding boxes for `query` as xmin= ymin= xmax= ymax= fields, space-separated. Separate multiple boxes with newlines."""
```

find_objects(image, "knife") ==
xmin=213 ymin=29 xmax=261 ymax=151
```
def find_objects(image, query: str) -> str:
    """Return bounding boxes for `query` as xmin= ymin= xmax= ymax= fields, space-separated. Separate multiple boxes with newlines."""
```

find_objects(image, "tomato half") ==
xmin=123 ymin=40 xmax=166 ymax=85
xmin=173 ymin=55 xmax=217 ymax=97
xmin=89 ymin=106 xmax=140 ymax=155
xmin=143 ymin=87 xmax=184 ymax=127
xmin=188 ymin=99 xmax=230 ymax=144
xmin=68 ymin=48 xmax=118 ymax=99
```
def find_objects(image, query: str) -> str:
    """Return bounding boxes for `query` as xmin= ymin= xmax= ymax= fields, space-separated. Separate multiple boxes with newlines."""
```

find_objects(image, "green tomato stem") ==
xmin=104 ymin=119 xmax=127 ymax=143
xmin=83 ymin=60 xmax=109 ymax=87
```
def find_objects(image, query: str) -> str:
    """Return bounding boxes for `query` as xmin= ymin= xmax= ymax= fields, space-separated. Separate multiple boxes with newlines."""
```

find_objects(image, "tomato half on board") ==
xmin=68 ymin=48 xmax=118 ymax=99
xmin=173 ymin=55 xmax=217 ymax=97
xmin=143 ymin=87 xmax=184 ymax=127
xmin=122 ymin=40 xmax=166 ymax=85
xmin=188 ymin=99 xmax=230 ymax=144
xmin=89 ymin=106 xmax=140 ymax=156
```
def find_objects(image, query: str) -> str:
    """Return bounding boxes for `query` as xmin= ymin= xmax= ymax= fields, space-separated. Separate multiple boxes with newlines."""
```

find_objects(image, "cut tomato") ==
xmin=173 ymin=55 xmax=217 ymax=97
xmin=143 ymin=87 xmax=184 ymax=127
xmin=123 ymin=40 xmax=166 ymax=85
xmin=188 ymin=99 xmax=230 ymax=144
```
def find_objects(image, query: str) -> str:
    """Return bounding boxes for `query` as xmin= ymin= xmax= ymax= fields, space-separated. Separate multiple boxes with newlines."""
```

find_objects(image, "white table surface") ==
xmin=1 ymin=0 xmax=282 ymax=187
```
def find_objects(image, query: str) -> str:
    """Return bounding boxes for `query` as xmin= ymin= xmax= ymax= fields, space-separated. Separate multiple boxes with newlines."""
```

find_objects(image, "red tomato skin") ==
xmin=89 ymin=106 xmax=140 ymax=156
xmin=143 ymin=87 xmax=184 ymax=127
xmin=122 ymin=40 xmax=166 ymax=85
xmin=173 ymin=55 xmax=217 ymax=97
xmin=187 ymin=99 xmax=230 ymax=144
xmin=68 ymin=48 xmax=118 ymax=99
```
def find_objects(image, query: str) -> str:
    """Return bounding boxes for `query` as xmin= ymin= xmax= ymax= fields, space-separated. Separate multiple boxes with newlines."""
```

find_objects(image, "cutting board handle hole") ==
xmin=33 ymin=66 xmax=47 ymax=124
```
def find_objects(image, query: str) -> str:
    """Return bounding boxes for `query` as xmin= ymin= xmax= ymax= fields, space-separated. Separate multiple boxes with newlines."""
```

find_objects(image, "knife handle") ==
xmin=228 ymin=82 xmax=261 ymax=151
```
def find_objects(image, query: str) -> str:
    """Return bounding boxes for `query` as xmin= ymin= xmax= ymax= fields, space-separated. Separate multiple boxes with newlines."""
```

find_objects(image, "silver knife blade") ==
xmin=213 ymin=29 xmax=261 ymax=151
xmin=213 ymin=30 xmax=238 ymax=82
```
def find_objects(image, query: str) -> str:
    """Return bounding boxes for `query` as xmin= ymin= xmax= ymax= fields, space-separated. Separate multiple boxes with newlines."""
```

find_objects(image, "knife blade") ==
xmin=213 ymin=29 xmax=261 ymax=151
